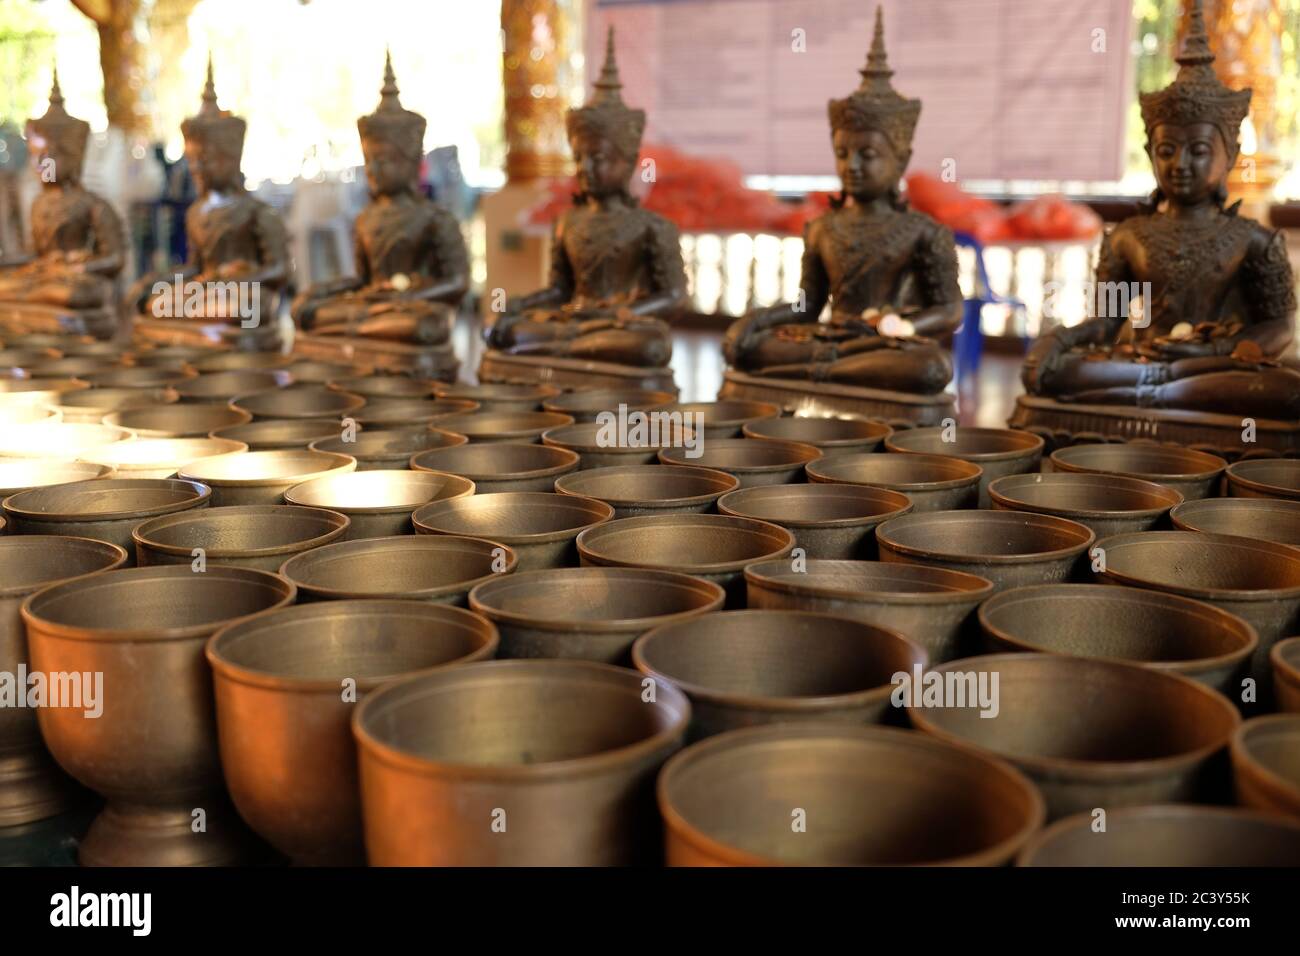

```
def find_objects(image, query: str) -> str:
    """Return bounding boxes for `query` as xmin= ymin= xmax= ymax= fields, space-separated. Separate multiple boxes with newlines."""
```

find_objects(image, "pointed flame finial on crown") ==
xmin=591 ymin=26 xmax=624 ymax=106
xmin=199 ymin=52 xmax=220 ymax=116
xmin=828 ymin=5 xmax=921 ymax=154
xmin=860 ymin=5 xmax=893 ymax=87
xmin=380 ymin=47 xmax=401 ymax=106
xmin=566 ymin=25 xmax=645 ymax=158
xmin=357 ymin=48 xmax=426 ymax=163
xmin=49 ymin=65 xmax=64 ymax=108
xmin=29 ymin=61 xmax=90 ymax=177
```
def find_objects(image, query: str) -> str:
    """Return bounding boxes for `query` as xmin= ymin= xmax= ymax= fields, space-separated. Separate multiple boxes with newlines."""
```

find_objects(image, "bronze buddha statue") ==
xmin=483 ymin=28 xmax=687 ymax=370
xmin=0 ymin=70 xmax=124 ymax=339
xmin=127 ymin=59 xmax=288 ymax=350
xmin=291 ymin=53 xmax=468 ymax=349
xmin=722 ymin=8 xmax=962 ymax=396
xmin=1021 ymin=0 xmax=1299 ymax=421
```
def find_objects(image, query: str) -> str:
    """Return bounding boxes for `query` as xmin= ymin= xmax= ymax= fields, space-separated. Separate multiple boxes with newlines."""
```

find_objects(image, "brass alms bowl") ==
xmin=554 ymin=464 xmax=739 ymax=518
xmin=1226 ymin=458 xmax=1300 ymax=501
xmin=886 ymin=426 xmax=1044 ymax=507
xmin=1274 ymin=637 xmax=1300 ymax=712
xmin=541 ymin=387 xmax=674 ymax=423
xmin=28 ymin=356 xmax=127 ymax=379
xmin=1171 ymin=496 xmax=1300 ymax=547
xmin=207 ymin=599 xmax=498 ymax=865
xmin=0 ymin=377 xmax=89 ymax=409
xmin=176 ymin=369 xmax=291 ymax=403
xmin=54 ymin=386 xmax=179 ymax=424
xmin=634 ymin=610 xmax=925 ymax=737
xmin=989 ymin=471 xmax=1182 ymax=538
xmin=280 ymin=534 xmax=517 ymax=606
xmin=353 ymin=659 xmax=690 ymax=865
xmin=876 ymin=509 xmax=1095 ymax=592
xmin=469 ymin=567 xmax=724 ymax=664
xmin=230 ymin=385 xmax=365 ymax=422
xmin=909 ymin=654 xmax=1240 ymax=820
xmin=414 ymin=491 xmax=613 ymax=571
xmin=0 ymin=460 xmax=112 ymax=497
xmin=434 ymin=382 xmax=561 ymax=413
xmin=282 ymin=359 xmax=371 ymax=384
xmin=744 ymin=559 xmax=993 ymax=664
xmin=209 ymin=418 xmax=346 ymax=451
xmin=658 ymin=724 xmax=1043 ymax=866
xmin=1050 ymin=443 xmax=1226 ymax=500
xmin=81 ymin=437 xmax=247 ymax=480
xmin=652 ymin=400 xmax=780 ymax=439
xmin=410 ymin=441 xmax=580 ymax=492
xmin=0 ymin=422 xmax=134 ymax=460
xmin=350 ymin=397 xmax=479 ymax=428
xmin=79 ymin=365 xmax=195 ymax=389
xmin=132 ymin=344 xmax=226 ymax=370
xmin=1230 ymin=714 xmax=1300 ymax=822
xmin=742 ymin=415 xmax=892 ymax=456
xmin=327 ymin=375 xmax=436 ymax=399
xmin=541 ymin=421 xmax=696 ymax=470
xmin=0 ymin=403 xmax=59 ymax=426
xmin=191 ymin=351 xmax=292 ymax=374
xmin=979 ymin=583 xmax=1256 ymax=694
xmin=178 ymin=449 xmax=356 ymax=506
xmin=22 ymin=564 xmax=295 ymax=865
xmin=434 ymin=410 xmax=574 ymax=444
xmin=717 ymin=483 xmax=912 ymax=559
xmin=310 ymin=427 xmax=466 ymax=471
xmin=105 ymin=403 xmax=251 ymax=438
xmin=807 ymin=451 xmax=982 ymax=511
xmin=660 ymin=438 xmax=822 ymax=488
xmin=0 ymin=535 xmax=127 ymax=826
xmin=134 ymin=504 xmax=350 ymax=572
xmin=285 ymin=470 xmax=475 ymax=538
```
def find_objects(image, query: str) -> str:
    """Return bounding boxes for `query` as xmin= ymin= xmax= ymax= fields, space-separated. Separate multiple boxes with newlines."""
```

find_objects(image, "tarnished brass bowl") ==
xmin=192 ymin=351 xmax=292 ymax=373
xmin=1226 ymin=458 xmax=1300 ymax=501
xmin=58 ymin=340 xmax=129 ymax=360
xmin=81 ymin=437 xmax=247 ymax=480
xmin=577 ymin=513 xmax=794 ymax=607
xmin=0 ymin=460 xmax=112 ymax=497
xmin=541 ymin=387 xmax=674 ymax=423
xmin=22 ymin=565 xmax=295 ymax=865
xmin=0 ymin=535 xmax=127 ymax=826
xmin=909 ymin=654 xmax=1240 ymax=820
xmin=635 ymin=610 xmax=925 ymax=737
xmin=178 ymin=449 xmax=356 ymax=506
xmin=742 ymin=415 xmax=892 ymax=456
xmin=554 ymin=464 xmax=738 ymax=518
xmin=876 ymin=509 xmax=1095 ymax=592
xmin=886 ymin=426 xmax=1044 ymax=507
xmin=134 ymin=504 xmax=350 ymax=572
xmin=1095 ymin=531 xmax=1300 ymax=701
xmin=717 ymin=483 xmax=911 ymax=559
xmin=435 ymin=410 xmax=574 ymax=444
xmin=131 ymin=345 xmax=224 ymax=370
xmin=652 ymin=400 xmax=780 ymax=439
xmin=351 ymin=397 xmax=478 ymax=428
xmin=1231 ymin=714 xmax=1300 ymax=821
xmin=1050 ymin=443 xmax=1226 ymax=500
xmin=434 ymin=382 xmax=561 ymax=413
xmin=744 ymin=559 xmax=993 ymax=664
xmin=0 ymin=403 xmax=58 ymax=425
xmin=661 ymin=438 xmax=822 ymax=488
xmin=807 ymin=451 xmax=981 ymax=511
xmin=54 ymin=386 xmax=179 ymax=424
xmin=281 ymin=534 xmax=517 ymax=606
xmin=353 ymin=659 xmax=690 ymax=865
xmin=0 ymin=377 xmax=88 ymax=409
xmin=176 ymin=369 xmax=291 ymax=402
xmin=285 ymin=470 xmax=474 ymax=539
xmin=0 ymin=422 xmax=134 ymax=460
xmin=979 ymin=584 xmax=1256 ymax=694
xmin=414 ymin=491 xmax=613 ymax=571
xmin=0 ymin=346 xmax=60 ymax=370
xmin=230 ymin=385 xmax=365 ymax=422
xmin=1171 ymin=496 xmax=1300 ymax=547
xmin=309 ymin=427 xmax=466 ymax=470
xmin=410 ymin=442 xmax=579 ymax=493
xmin=105 ymin=403 xmax=251 ymax=438
xmin=659 ymin=724 xmax=1043 ymax=866
xmin=3 ymin=478 xmax=210 ymax=562
xmin=282 ymin=359 xmax=371 ymax=384
xmin=79 ymin=365 xmax=195 ymax=389
xmin=989 ymin=471 xmax=1182 ymax=538
xmin=28 ymin=356 xmax=126 ymax=379
xmin=210 ymin=418 xmax=346 ymax=451
xmin=541 ymin=421 xmax=696 ymax=470
xmin=327 ymin=375 xmax=435 ymax=399
xmin=207 ymin=600 xmax=498 ymax=865
xmin=1017 ymin=805 xmax=1300 ymax=866
xmin=1274 ymin=637 xmax=1300 ymax=712
xmin=469 ymin=567 xmax=723 ymax=664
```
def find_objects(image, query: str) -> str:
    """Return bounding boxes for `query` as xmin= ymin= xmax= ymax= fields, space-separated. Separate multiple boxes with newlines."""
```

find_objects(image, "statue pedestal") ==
xmin=294 ymin=332 xmax=458 ymax=381
xmin=130 ymin=315 xmax=282 ymax=353
xmin=477 ymin=349 xmax=676 ymax=393
xmin=718 ymin=369 xmax=955 ymax=428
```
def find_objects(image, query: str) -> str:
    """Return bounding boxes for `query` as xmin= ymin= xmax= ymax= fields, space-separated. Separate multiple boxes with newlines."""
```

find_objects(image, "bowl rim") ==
xmin=1271 ymin=636 xmax=1300 ymax=682
xmin=988 ymin=471 xmax=1183 ymax=519
xmin=576 ymin=512 xmax=796 ymax=574
xmin=885 ymin=426 xmax=1045 ymax=462
xmin=1229 ymin=714 xmax=1300 ymax=810
xmin=412 ymin=490 xmax=613 ymax=542
xmin=284 ymin=469 xmax=475 ymax=514
xmin=553 ymin=463 xmax=739 ymax=508
xmin=133 ymin=503 xmax=351 ymax=559
xmin=742 ymin=415 xmax=892 ymax=447
xmin=1050 ymin=443 xmax=1227 ymax=482
xmin=2 ymin=476 xmax=212 ymax=521
xmin=409 ymin=441 xmax=579 ymax=480
xmin=178 ymin=449 xmax=357 ymax=487
xmin=0 ymin=534 xmax=129 ymax=599
xmin=659 ymin=437 xmax=823 ymax=472
xmin=744 ymin=557 xmax=995 ymax=605
xmin=1170 ymin=496 xmax=1300 ymax=542
xmin=541 ymin=387 xmax=675 ymax=414
xmin=540 ymin=421 xmax=699 ymax=453
xmin=806 ymin=450 xmax=983 ymax=490
xmin=228 ymin=385 xmax=366 ymax=419
xmin=350 ymin=397 xmax=480 ymax=424
xmin=432 ymin=410 xmax=574 ymax=437
xmin=308 ymin=426 xmax=467 ymax=460
xmin=1094 ymin=530 xmax=1300 ymax=600
xmin=875 ymin=509 xmax=1096 ymax=565
xmin=1226 ymin=458 xmax=1300 ymax=497
xmin=716 ymin=482 xmax=913 ymax=529
xmin=104 ymin=403 xmax=252 ymax=433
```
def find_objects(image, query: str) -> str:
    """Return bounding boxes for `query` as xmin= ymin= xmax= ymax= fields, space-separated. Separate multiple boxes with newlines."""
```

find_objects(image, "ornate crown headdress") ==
xmin=565 ymin=27 xmax=646 ymax=159
xmin=27 ymin=68 xmax=90 ymax=178
xmin=828 ymin=6 xmax=921 ymax=155
xmin=180 ymin=56 xmax=247 ymax=160
xmin=357 ymin=50 xmax=427 ymax=161
xmin=1139 ymin=0 xmax=1251 ymax=152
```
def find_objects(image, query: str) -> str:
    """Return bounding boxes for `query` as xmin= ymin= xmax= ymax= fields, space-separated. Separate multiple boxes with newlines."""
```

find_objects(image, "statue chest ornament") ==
xmin=357 ymin=200 xmax=440 ymax=279
xmin=562 ymin=207 xmax=654 ymax=302
xmin=31 ymin=189 xmax=97 ymax=255
xmin=191 ymin=195 xmax=262 ymax=268
xmin=819 ymin=209 xmax=928 ymax=313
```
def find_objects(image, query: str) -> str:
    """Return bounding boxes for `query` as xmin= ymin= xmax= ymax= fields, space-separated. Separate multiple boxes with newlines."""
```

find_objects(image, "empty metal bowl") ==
xmin=742 ymin=415 xmax=892 ymax=456
xmin=230 ymin=385 xmax=365 ymax=422
xmin=1226 ymin=458 xmax=1300 ymax=501
xmin=410 ymin=442 xmax=579 ymax=493
xmin=433 ymin=382 xmax=560 ymax=413
xmin=0 ymin=422 xmax=134 ymax=460
xmin=1231 ymin=714 xmax=1300 ymax=821
xmin=541 ymin=421 xmax=697 ymax=470
xmin=282 ymin=359 xmax=371 ymax=384
xmin=658 ymin=723 xmax=1043 ymax=866
xmin=886 ymin=427 xmax=1044 ymax=507
xmin=1171 ymin=496 xmax=1300 ymax=547
xmin=78 ymin=366 xmax=195 ymax=389
xmin=876 ymin=509 xmax=1095 ymax=592
xmin=178 ymin=449 xmax=356 ymax=506
xmin=909 ymin=654 xmax=1241 ymax=820
xmin=134 ymin=504 xmax=350 ymax=572
xmin=350 ymin=397 xmax=478 ymax=428
xmin=554 ymin=464 xmax=739 ymax=518
xmin=1274 ymin=637 xmax=1300 ymax=712
xmin=309 ymin=427 xmax=466 ymax=471
xmin=105 ymin=403 xmax=251 ymax=438
xmin=0 ymin=460 xmax=113 ymax=497
xmin=207 ymin=599 xmax=498 ymax=865
xmin=979 ymin=583 xmax=1256 ymax=694
xmin=576 ymin=513 xmax=795 ymax=608
xmin=989 ymin=471 xmax=1181 ymax=538
xmin=717 ymin=483 xmax=911 ymax=559
xmin=27 ymin=356 xmax=126 ymax=379
xmin=209 ymin=418 xmax=347 ymax=451
xmin=744 ymin=559 xmax=993 ymax=664
xmin=807 ymin=451 xmax=981 ymax=511
xmin=0 ymin=377 xmax=88 ymax=409
xmin=414 ymin=491 xmax=613 ymax=571
xmin=285 ymin=470 xmax=474 ymax=538
xmin=280 ymin=534 xmax=517 ymax=606
xmin=469 ymin=567 xmax=724 ymax=664
xmin=327 ymin=375 xmax=436 ymax=399
xmin=176 ymin=370 xmax=291 ymax=402
xmin=131 ymin=344 xmax=226 ymax=370
xmin=660 ymin=438 xmax=822 ymax=487
xmin=634 ymin=610 xmax=925 ymax=737
xmin=1050 ymin=443 xmax=1226 ymax=500
xmin=434 ymin=410 xmax=574 ymax=444
xmin=353 ymin=659 xmax=690 ymax=865
xmin=0 ymin=404 xmax=58 ymax=426
xmin=80 ymin=437 xmax=247 ymax=480
xmin=54 ymin=386 xmax=179 ymax=424
xmin=651 ymin=400 xmax=780 ymax=439
xmin=191 ymin=351 xmax=292 ymax=373
xmin=541 ymin=387 xmax=674 ymax=423
xmin=0 ymin=347 xmax=59 ymax=370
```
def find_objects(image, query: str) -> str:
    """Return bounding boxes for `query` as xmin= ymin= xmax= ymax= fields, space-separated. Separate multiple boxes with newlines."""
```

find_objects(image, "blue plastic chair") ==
xmin=952 ymin=230 xmax=1027 ymax=379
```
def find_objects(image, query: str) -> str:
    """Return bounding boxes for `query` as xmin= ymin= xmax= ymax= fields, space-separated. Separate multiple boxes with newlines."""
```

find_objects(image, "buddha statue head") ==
xmin=565 ymin=27 xmax=645 ymax=201
xmin=181 ymin=57 xmax=248 ymax=195
xmin=26 ymin=68 xmax=89 ymax=187
xmin=827 ymin=6 xmax=920 ymax=207
xmin=1138 ymin=0 xmax=1250 ymax=210
xmin=358 ymin=51 xmax=427 ymax=198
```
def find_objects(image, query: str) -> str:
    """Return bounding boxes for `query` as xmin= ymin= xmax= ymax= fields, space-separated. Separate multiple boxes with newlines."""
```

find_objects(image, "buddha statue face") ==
xmin=185 ymin=140 xmax=241 ymax=195
xmin=1149 ymin=122 xmax=1232 ymax=207
xmin=833 ymin=128 xmax=904 ymax=203
xmin=363 ymin=139 xmax=419 ymax=198
xmin=571 ymin=129 xmax=636 ymax=201
xmin=28 ymin=137 xmax=79 ymax=188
